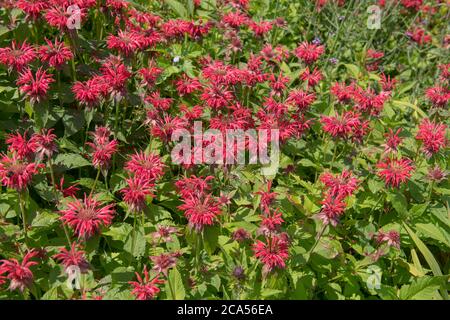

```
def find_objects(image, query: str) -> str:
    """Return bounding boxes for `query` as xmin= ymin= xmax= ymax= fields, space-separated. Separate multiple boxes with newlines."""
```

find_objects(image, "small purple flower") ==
xmin=232 ymin=266 xmax=245 ymax=280
xmin=329 ymin=57 xmax=339 ymax=65
xmin=312 ymin=37 xmax=322 ymax=45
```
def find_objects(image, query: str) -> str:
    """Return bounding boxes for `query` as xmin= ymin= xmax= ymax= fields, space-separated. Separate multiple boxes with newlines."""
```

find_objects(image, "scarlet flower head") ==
xmin=383 ymin=128 xmax=403 ymax=154
xmin=425 ymin=86 xmax=449 ymax=108
xmin=0 ymin=154 xmax=43 ymax=191
xmin=330 ymin=82 xmax=354 ymax=103
xmin=0 ymin=250 xmax=39 ymax=292
xmin=320 ymin=170 xmax=359 ymax=198
xmin=120 ymin=176 xmax=154 ymax=212
xmin=379 ymin=73 xmax=397 ymax=92
xmin=16 ymin=67 xmax=54 ymax=104
xmin=72 ymin=77 xmax=104 ymax=108
xmin=45 ymin=5 xmax=86 ymax=31
xmin=30 ymin=128 xmax=58 ymax=161
xmin=286 ymin=90 xmax=316 ymax=111
xmin=320 ymin=111 xmax=361 ymax=139
xmin=146 ymin=114 xmax=187 ymax=142
xmin=175 ymin=75 xmax=203 ymax=96
xmin=175 ymin=175 xmax=214 ymax=199
xmin=53 ymin=242 xmax=90 ymax=273
xmin=0 ymin=40 xmax=36 ymax=71
xmin=56 ymin=177 xmax=80 ymax=198
xmin=352 ymin=86 xmax=390 ymax=116
xmin=259 ymin=209 xmax=284 ymax=235
xmin=39 ymin=39 xmax=73 ymax=69
xmin=107 ymin=30 xmax=144 ymax=56
xmin=255 ymin=181 xmax=278 ymax=213
xmin=16 ymin=0 xmax=51 ymax=20
xmin=318 ymin=193 xmax=347 ymax=227
xmin=416 ymin=118 xmax=447 ymax=157
xmin=221 ymin=11 xmax=249 ymax=28
xmin=99 ymin=58 xmax=131 ymax=99
xmin=60 ymin=194 xmax=115 ymax=239
xmin=300 ymin=67 xmax=322 ymax=87
xmin=124 ymin=151 xmax=165 ymax=183
xmin=376 ymin=157 xmax=414 ymax=188
xmin=178 ymin=194 xmax=221 ymax=232
xmin=129 ymin=266 xmax=164 ymax=300
xmin=249 ymin=20 xmax=273 ymax=37
xmin=86 ymin=126 xmax=119 ymax=170
xmin=6 ymin=131 xmax=36 ymax=160
xmin=138 ymin=64 xmax=163 ymax=88
xmin=294 ymin=41 xmax=325 ymax=64
xmin=406 ymin=27 xmax=432 ymax=46
xmin=253 ymin=235 xmax=289 ymax=276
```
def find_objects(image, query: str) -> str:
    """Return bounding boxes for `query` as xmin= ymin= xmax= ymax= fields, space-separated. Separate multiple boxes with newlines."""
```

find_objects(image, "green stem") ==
xmin=48 ymin=159 xmax=72 ymax=246
xmin=307 ymin=223 xmax=327 ymax=262
xmin=427 ymin=181 xmax=434 ymax=203
xmin=131 ymin=211 xmax=137 ymax=258
xmin=330 ymin=141 xmax=338 ymax=167
xmin=89 ymin=169 xmax=101 ymax=198
xmin=167 ymin=274 xmax=175 ymax=299
xmin=18 ymin=190 xmax=27 ymax=242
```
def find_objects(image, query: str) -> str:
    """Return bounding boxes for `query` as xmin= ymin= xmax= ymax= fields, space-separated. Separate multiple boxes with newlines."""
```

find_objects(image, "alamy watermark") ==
xmin=170 ymin=121 xmax=280 ymax=176
xmin=366 ymin=265 xmax=382 ymax=290
xmin=367 ymin=5 xmax=381 ymax=30
xmin=66 ymin=5 xmax=82 ymax=30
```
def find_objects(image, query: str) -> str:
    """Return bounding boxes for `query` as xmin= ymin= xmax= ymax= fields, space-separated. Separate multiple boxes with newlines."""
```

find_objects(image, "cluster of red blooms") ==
xmin=72 ymin=56 xmax=131 ymax=107
xmin=415 ymin=118 xmax=447 ymax=157
xmin=0 ymin=38 xmax=74 ymax=104
xmin=176 ymin=176 xmax=222 ymax=232
xmin=319 ymin=170 xmax=359 ymax=226
xmin=321 ymin=73 xmax=395 ymax=143
xmin=425 ymin=64 xmax=450 ymax=108
xmin=0 ymin=129 xmax=58 ymax=191
xmin=0 ymin=250 xmax=39 ymax=292
xmin=59 ymin=194 xmax=115 ymax=239
xmin=252 ymin=182 xmax=289 ymax=276
xmin=128 ymin=266 xmax=164 ymax=300
xmin=53 ymin=242 xmax=90 ymax=274
xmin=86 ymin=126 xmax=118 ymax=171
xmin=121 ymin=151 xmax=165 ymax=212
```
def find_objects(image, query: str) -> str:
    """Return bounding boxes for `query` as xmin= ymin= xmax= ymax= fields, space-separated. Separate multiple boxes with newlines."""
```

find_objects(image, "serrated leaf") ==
xmin=165 ymin=0 xmax=187 ymax=18
xmin=166 ymin=267 xmax=185 ymax=300
xmin=54 ymin=153 xmax=91 ymax=169
xmin=403 ymin=223 xmax=448 ymax=300
xmin=399 ymin=276 xmax=447 ymax=300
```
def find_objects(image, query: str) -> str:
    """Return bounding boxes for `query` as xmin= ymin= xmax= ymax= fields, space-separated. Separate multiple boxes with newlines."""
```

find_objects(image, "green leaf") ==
xmin=391 ymin=100 xmax=427 ymax=118
xmin=165 ymin=0 xmax=187 ymax=18
xmin=31 ymin=210 xmax=59 ymax=228
xmin=203 ymin=225 xmax=219 ymax=254
xmin=399 ymin=276 xmax=448 ymax=300
xmin=415 ymin=223 xmax=450 ymax=248
xmin=166 ymin=267 xmax=185 ymax=300
xmin=344 ymin=64 xmax=361 ymax=78
xmin=103 ymin=223 xmax=132 ymax=242
xmin=388 ymin=192 xmax=407 ymax=216
xmin=403 ymin=223 xmax=448 ymax=300
xmin=124 ymin=225 xmax=146 ymax=258
xmin=54 ymin=153 xmax=91 ymax=169
xmin=368 ymin=179 xmax=384 ymax=194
